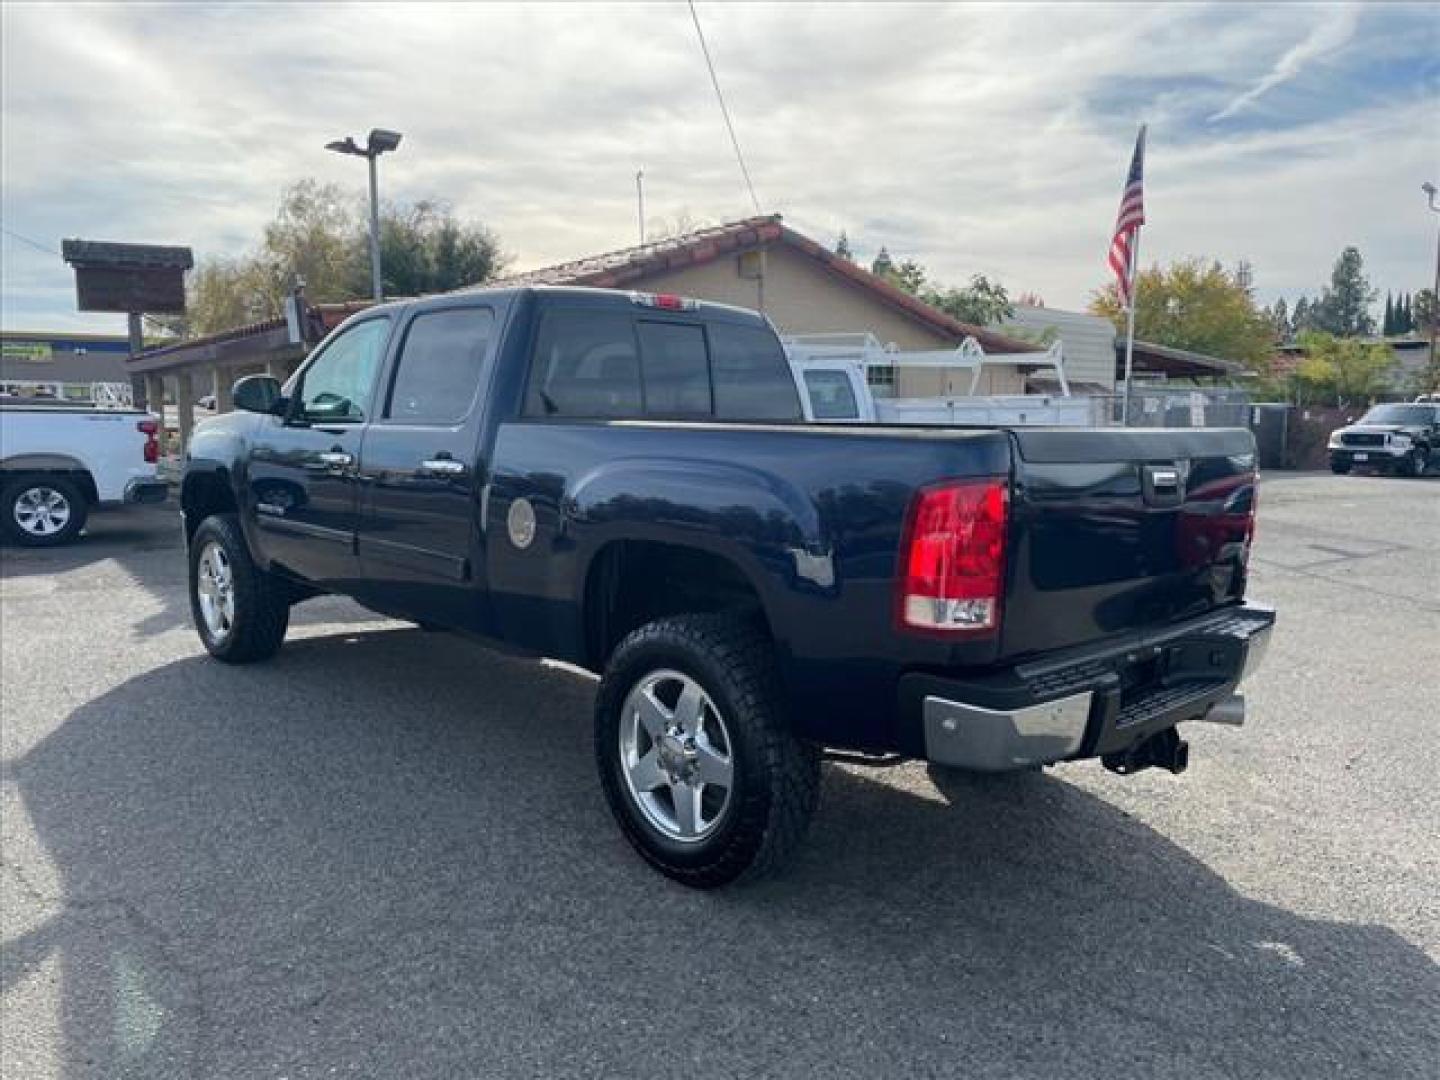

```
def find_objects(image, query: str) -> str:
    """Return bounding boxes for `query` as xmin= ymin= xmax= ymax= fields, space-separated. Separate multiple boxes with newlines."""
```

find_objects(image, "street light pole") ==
xmin=1424 ymin=182 xmax=1439 ymax=384
xmin=367 ymin=152 xmax=383 ymax=302
xmin=325 ymin=128 xmax=403 ymax=302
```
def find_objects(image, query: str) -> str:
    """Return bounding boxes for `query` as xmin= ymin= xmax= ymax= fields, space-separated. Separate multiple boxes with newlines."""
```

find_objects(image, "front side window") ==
xmin=297 ymin=318 xmax=390 ymax=423
xmin=803 ymin=369 xmax=861 ymax=420
xmin=525 ymin=311 xmax=640 ymax=418
xmin=387 ymin=307 xmax=495 ymax=424
xmin=638 ymin=321 xmax=711 ymax=416
xmin=710 ymin=323 xmax=802 ymax=421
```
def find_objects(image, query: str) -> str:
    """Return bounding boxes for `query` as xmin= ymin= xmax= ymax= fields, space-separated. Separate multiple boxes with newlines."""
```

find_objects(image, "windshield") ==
xmin=1360 ymin=404 xmax=1435 ymax=426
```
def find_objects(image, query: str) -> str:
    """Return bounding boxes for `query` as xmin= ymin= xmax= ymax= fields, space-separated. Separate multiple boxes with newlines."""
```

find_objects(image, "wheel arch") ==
xmin=1 ymin=455 xmax=99 ymax=505
xmin=580 ymin=537 xmax=778 ymax=671
xmin=180 ymin=463 xmax=239 ymax=545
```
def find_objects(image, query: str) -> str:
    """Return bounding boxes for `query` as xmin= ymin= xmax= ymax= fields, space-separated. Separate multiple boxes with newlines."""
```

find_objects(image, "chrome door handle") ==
xmin=318 ymin=451 xmax=354 ymax=470
xmin=419 ymin=458 xmax=467 ymax=477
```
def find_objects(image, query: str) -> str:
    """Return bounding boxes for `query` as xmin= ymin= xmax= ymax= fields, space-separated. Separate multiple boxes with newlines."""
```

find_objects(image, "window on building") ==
xmin=386 ymin=307 xmax=495 ymax=424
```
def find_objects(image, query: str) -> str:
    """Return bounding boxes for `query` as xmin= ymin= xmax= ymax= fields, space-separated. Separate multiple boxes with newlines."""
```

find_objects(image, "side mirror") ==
xmin=233 ymin=374 xmax=285 ymax=416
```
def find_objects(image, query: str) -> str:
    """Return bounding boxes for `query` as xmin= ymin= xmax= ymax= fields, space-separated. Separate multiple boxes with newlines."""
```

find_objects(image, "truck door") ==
xmin=355 ymin=303 xmax=499 ymax=631
xmin=248 ymin=315 xmax=391 ymax=586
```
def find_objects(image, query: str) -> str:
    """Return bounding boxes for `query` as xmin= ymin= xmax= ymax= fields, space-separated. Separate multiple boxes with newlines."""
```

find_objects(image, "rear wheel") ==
xmin=2 ymin=476 xmax=88 ymax=546
xmin=1330 ymin=461 xmax=1351 ymax=475
xmin=595 ymin=614 xmax=820 ymax=888
xmin=1399 ymin=447 xmax=1428 ymax=477
xmin=188 ymin=514 xmax=290 ymax=663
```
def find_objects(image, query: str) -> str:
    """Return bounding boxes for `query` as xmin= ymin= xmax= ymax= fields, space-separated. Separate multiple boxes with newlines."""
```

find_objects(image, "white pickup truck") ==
xmin=784 ymin=334 xmax=1103 ymax=426
xmin=0 ymin=403 xmax=167 ymax=545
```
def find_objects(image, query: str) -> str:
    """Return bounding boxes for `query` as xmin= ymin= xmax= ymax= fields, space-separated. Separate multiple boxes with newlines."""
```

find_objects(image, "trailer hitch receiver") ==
xmin=1103 ymin=727 xmax=1189 ymax=777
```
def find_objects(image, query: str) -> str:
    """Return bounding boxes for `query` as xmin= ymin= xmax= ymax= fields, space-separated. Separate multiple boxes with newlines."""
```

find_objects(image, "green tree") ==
xmin=834 ymin=231 xmax=854 ymax=262
xmin=867 ymin=246 xmax=1016 ymax=326
xmin=1270 ymin=297 xmax=1290 ymax=341
xmin=1089 ymin=257 xmax=1276 ymax=369
xmin=1382 ymin=293 xmax=1395 ymax=336
xmin=371 ymin=199 xmax=505 ymax=297
xmin=1400 ymin=292 xmax=1416 ymax=333
xmin=925 ymin=274 xmax=1014 ymax=326
xmin=1293 ymin=330 xmax=1394 ymax=405
xmin=1312 ymin=246 xmax=1376 ymax=337
xmin=1415 ymin=288 xmax=1437 ymax=339
xmin=175 ymin=180 xmax=507 ymax=336
xmin=892 ymin=259 xmax=928 ymax=295
xmin=1292 ymin=295 xmax=1312 ymax=334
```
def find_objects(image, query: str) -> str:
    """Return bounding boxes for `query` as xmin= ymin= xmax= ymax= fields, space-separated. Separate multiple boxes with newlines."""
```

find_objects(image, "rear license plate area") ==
xmin=1353 ymin=452 xmax=1369 ymax=462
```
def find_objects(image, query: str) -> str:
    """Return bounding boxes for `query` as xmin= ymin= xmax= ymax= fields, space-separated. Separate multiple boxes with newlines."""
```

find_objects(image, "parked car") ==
xmin=180 ymin=286 xmax=1273 ymax=887
xmin=1327 ymin=402 xmax=1439 ymax=476
xmin=0 ymin=402 xmax=167 ymax=545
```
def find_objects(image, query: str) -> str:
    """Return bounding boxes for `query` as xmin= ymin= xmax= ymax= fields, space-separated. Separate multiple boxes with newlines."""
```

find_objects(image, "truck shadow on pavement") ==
xmin=5 ymin=628 xmax=1437 ymax=1079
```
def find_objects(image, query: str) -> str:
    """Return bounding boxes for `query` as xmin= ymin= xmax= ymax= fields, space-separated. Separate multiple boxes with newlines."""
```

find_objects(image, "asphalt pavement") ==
xmin=2 ymin=472 xmax=1437 ymax=1079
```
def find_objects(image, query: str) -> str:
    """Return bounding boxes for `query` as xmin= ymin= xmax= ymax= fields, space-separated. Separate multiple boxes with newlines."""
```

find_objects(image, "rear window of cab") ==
xmin=524 ymin=309 xmax=801 ymax=422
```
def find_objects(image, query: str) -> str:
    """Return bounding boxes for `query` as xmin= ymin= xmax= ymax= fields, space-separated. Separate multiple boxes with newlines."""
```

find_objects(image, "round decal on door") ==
xmin=507 ymin=498 xmax=537 ymax=549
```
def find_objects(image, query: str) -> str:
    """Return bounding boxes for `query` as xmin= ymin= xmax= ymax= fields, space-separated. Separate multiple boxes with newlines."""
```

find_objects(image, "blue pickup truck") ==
xmin=182 ymin=286 xmax=1273 ymax=887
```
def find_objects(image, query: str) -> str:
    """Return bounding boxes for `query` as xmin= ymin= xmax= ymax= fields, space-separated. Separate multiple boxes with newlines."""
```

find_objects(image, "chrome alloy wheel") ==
xmin=12 ymin=485 xmax=71 ymax=538
xmin=195 ymin=540 xmax=236 ymax=642
xmin=619 ymin=669 xmax=735 ymax=843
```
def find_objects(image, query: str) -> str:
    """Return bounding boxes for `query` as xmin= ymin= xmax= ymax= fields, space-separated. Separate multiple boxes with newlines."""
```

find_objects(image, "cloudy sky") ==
xmin=2 ymin=2 xmax=1436 ymax=333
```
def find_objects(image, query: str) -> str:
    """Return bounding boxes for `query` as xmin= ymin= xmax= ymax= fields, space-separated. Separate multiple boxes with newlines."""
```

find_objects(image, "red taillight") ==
xmin=896 ymin=478 xmax=1008 ymax=635
xmin=138 ymin=418 xmax=159 ymax=464
xmin=1242 ymin=477 xmax=1258 ymax=566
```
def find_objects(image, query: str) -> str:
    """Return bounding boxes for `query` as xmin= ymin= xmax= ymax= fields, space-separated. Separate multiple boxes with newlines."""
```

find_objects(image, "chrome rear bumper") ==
xmin=920 ymin=614 xmax=1273 ymax=773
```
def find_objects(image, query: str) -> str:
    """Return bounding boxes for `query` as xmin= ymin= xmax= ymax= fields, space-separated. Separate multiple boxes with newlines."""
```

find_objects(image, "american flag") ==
xmin=1108 ymin=125 xmax=1147 ymax=308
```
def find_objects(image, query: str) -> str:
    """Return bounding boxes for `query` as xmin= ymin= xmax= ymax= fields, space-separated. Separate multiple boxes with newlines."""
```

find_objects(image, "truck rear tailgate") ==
xmin=1001 ymin=427 xmax=1257 ymax=660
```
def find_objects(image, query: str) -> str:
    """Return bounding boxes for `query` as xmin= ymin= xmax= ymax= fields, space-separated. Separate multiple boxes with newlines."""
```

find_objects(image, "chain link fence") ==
xmin=1091 ymin=387 xmax=1254 ymax=428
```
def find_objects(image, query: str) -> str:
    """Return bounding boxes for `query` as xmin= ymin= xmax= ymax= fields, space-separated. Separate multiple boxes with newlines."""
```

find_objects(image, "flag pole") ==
xmin=1121 ymin=226 xmax=1141 ymax=425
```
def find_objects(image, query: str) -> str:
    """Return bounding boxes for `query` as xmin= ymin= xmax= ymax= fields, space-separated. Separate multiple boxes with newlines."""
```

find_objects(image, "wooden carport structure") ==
xmin=125 ymin=293 xmax=371 ymax=456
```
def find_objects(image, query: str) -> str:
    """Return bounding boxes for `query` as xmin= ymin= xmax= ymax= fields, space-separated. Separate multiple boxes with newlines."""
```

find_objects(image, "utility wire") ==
xmin=1 ymin=225 xmax=60 ymax=256
xmin=687 ymin=1 xmax=762 ymax=215
xmin=2 ymin=225 xmax=177 ymax=334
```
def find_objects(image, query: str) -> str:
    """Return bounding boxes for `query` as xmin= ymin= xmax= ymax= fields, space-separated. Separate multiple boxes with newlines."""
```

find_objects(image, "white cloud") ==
xmin=1 ymin=1 xmax=1435 ymax=333
xmin=1208 ymin=4 xmax=1360 ymax=121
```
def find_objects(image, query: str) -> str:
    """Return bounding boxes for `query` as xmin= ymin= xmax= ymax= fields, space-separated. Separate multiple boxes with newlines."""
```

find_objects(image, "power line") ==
xmin=687 ymin=1 xmax=762 ymax=215
xmin=1 ymin=226 xmax=176 ymax=334
xmin=1 ymin=225 xmax=60 ymax=256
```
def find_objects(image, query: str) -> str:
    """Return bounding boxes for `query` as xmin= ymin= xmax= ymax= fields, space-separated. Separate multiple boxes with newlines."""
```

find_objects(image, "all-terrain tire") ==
xmin=188 ymin=513 xmax=290 ymax=663
xmin=595 ymin=613 xmax=820 ymax=888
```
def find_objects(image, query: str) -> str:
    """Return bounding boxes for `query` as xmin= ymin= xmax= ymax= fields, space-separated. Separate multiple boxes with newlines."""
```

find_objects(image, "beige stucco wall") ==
xmin=633 ymin=244 xmax=956 ymax=352
xmin=892 ymin=366 xmax=1022 ymax=396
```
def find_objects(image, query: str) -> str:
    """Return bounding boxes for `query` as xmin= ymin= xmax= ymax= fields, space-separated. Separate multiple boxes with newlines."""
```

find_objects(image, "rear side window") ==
xmin=525 ymin=311 xmax=641 ymax=417
xmin=802 ymin=369 xmax=860 ymax=420
xmin=711 ymin=323 xmax=802 ymax=421
xmin=638 ymin=322 xmax=711 ymax=416
xmin=387 ymin=307 xmax=495 ymax=424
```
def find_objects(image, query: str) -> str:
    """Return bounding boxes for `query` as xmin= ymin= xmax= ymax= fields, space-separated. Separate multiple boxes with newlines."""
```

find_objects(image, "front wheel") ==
xmin=595 ymin=614 xmax=820 ymax=888
xmin=1330 ymin=461 xmax=1351 ymax=475
xmin=1399 ymin=447 xmax=1429 ymax=477
xmin=188 ymin=514 xmax=290 ymax=662
xmin=2 ymin=476 xmax=88 ymax=546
